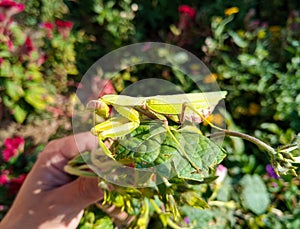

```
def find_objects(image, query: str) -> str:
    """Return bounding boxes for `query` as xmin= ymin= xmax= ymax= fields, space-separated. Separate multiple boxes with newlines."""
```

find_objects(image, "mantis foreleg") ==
xmin=181 ymin=102 xmax=224 ymax=131
xmin=163 ymin=120 xmax=202 ymax=174
xmin=92 ymin=105 xmax=140 ymax=158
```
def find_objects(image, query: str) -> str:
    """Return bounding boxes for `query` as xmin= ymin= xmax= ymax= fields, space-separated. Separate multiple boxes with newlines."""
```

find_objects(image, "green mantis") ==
xmin=89 ymin=91 xmax=227 ymax=173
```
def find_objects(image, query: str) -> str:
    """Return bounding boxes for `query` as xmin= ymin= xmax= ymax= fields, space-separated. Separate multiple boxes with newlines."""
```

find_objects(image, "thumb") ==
xmin=57 ymin=176 xmax=104 ymax=210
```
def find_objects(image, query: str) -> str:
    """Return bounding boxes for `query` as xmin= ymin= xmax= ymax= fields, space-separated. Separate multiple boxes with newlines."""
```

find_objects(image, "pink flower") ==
xmin=0 ymin=0 xmax=25 ymax=18
xmin=215 ymin=164 xmax=227 ymax=185
xmin=36 ymin=53 xmax=46 ymax=66
xmin=7 ymin=39 xmax=13 ymax=51
xmin=0 ymin=170 xmax=9 ymax=185
xmin=183 ymin=216 xmax=190 ymax=225
xmin=40 ymin=22 xmax=54 ymax=39
xmin=0 ymin=57 xmax=3 ymax=65
xmin=0 ymin=13 xmax=5 ymax=22
xmin=178 ymin=5 xmax=196 ymax=19
xmin=2 ymin=136 xmax=24 ymax=162
xmin=97 ymin=79 xmax=116 ymax=98
xmin=55 ymin=19 xmax=73 ymax=39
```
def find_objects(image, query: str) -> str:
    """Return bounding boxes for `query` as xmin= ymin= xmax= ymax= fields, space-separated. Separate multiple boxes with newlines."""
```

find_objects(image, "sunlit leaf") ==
xmin=241 ymin=174 xmax=270 ymax=215
xmin=13 ymin=104 xmax=28 ymax=123
xmin=181 ymin=191 xmax=209 ymax=209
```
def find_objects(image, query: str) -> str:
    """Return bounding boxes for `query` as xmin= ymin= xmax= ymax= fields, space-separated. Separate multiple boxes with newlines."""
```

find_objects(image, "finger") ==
xmin=27 ymin=132 xmax=98 ymax=189
xmin=42 ymin=132 xmax=98 ymax=160
xmin=55 ymin=176 xmax=104 ymax=209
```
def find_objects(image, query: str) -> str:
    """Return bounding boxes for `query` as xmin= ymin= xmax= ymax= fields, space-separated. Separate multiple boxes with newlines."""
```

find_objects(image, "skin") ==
xmin=0 ymin=132 xmax=104 ymax=229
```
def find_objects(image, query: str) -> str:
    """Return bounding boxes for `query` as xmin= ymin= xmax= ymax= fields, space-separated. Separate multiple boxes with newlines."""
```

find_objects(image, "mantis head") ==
xmin=87 ymin=99 xmax=110 ymax=118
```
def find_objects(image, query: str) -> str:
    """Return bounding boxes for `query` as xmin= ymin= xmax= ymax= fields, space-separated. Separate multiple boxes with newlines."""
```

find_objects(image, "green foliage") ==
xmin=0 ymin=16 xmax=53 ymax=123
xmin=241 ymin=174 xmax=270 ymax=215
xmin=202 ymin=10 xmax=300 ymax=133
xmin=78 ymin=206 xmax=114 ymax=229
xmin=112 ymin=122 xmax=226 ymax=181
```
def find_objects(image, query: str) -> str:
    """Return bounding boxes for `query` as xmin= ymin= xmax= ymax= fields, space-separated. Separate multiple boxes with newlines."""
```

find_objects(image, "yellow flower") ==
xmin=212 ymin=114 xmax=224 ymax=126
xmin=203 ymin=73 xmax=217 ymax=84
xmin=215 ymin=16 xmax=222 ymax=23
xmin=257 ymin=30 xmax=266 ymax=39
xmin=224 ymin=7 xmax=239 ymax=16
xmin=237 ymin=30 xmax=245 ymax=37
xmin=248 ymin=102 xmax=260 ymax=116
xmin=203 ymin=114 xmax=224 ymax=126
xmin=269 ymin=26 xmax=281 ymax=33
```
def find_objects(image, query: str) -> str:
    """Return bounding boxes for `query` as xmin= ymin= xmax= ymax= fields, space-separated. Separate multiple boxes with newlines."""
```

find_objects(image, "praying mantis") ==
xmin=89 ymin=91 xmax=227 ymax=174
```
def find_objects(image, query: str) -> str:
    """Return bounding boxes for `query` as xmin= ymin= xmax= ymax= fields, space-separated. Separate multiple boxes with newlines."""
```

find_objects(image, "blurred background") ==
xmin=0 ymin=0 xmax=299 ymax=228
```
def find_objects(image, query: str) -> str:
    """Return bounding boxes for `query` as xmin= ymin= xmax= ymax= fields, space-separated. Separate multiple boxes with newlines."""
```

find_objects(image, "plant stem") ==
xmin=149 ymin=199 xmax=187 ymax=229
xmin=64 ymin=165 xmax=97 ymax=177
xmin=210 ymin=130 xmax=277 ymax=155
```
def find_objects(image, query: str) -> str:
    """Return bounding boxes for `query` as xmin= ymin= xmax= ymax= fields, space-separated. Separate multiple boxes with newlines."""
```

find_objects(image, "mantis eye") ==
xmin=86 ymin=100 xmax=102 ymax=110
xmin=86 ymin=100 xmax=110 ymax=118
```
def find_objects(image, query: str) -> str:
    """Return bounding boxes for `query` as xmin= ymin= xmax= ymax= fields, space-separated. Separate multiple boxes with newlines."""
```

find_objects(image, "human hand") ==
xmin=0 ymin=132 xmax=103 ymax=229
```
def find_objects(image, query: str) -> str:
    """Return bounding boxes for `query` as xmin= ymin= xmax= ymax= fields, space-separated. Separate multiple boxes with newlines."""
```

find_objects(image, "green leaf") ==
xmin=24 ymin=86 xmax=48 ymax=110
xmin=228 ymin=30 xmax=248 ymax=48
xmin=174 ymin=129 xmax=226 ymax=181
xmin=0 ymin=61 xmax=11 ymax=77
xmin=214 ymin=15 xmax=233 ymax=38
xmin=94 ymin=216 xmax=114 ymax=229
xmin=114 ymin=122 xmax=167 ymax=164
xmin=241 ymin=174 xmax=270 ymax=214
xmin=0 ymin=50 xmax=11 ymax=58
xmin=181 ymin=191 xmax=209 ymax=209
xmin=5 ymin=80 xmax=24 ymax=101
xmin=113 ymin=122 xmax=226 ymax=182
xmin=13 ymin=104 xmax=28 ymax=123
xmin=12 ymin=65 xmax=24 ymax=80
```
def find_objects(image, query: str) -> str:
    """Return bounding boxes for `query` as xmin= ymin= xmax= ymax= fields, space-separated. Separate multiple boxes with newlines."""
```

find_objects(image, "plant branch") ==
xmin=210 ymin=130 xmax=277 ymax=155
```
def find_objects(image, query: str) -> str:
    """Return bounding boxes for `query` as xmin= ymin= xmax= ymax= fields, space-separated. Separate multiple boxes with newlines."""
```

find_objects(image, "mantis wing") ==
xmin=101 ymin=94 xmax=146 ymax=106
xmin=145 ymin=91 xmax=227 ymax=123
xmin=146 ymin=91 xmax=227 ymax=115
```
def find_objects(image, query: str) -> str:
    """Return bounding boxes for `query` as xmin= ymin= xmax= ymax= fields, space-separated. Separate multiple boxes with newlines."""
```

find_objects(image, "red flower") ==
xmin=0 ymin=170 xmax=9 ymax=185
xmin=177 ymin=5 xmax=196 ymax=33
xmin=2 ymin=136 xmax=24 ymax=162
xmin=178 ymin=5 xmax=196 ymax=19
xmin=8 ymin=173 xmax=26 ymax=195
xmin=55 ymin=19 xmax=73 ymax=39
xmin=55 ymin=19 xmax=73 ymax=29
xmin=24 ymin=36 xmax=34 ymax=56
xmin=11 ymin=174 xmax=26 ymax=184
xmin=0 ymin=57 xmax=3 ymax=65
xmin=41 ymin=22 xmax=54 ymax=30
